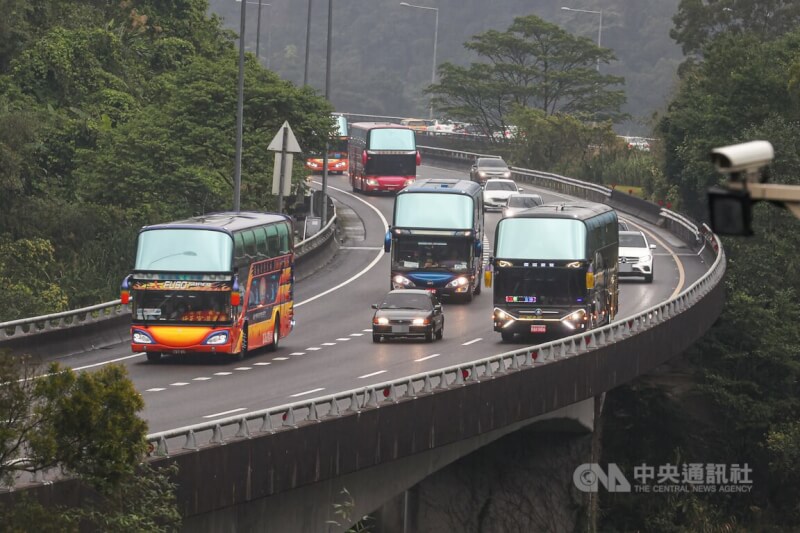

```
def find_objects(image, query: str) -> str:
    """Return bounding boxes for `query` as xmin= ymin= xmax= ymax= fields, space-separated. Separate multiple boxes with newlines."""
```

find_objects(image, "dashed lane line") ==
xmin=415 ymin=353 xmax=441 ymax=362
xmin=290 ymin=388 xmax=326 ymax=398
xmin=359 ymin=370 xmax=387 ymax=379
xmin=203 ymin=407 xmax=246 ymax=419
xmin=462 ymin=338 xmax=483 ymax=346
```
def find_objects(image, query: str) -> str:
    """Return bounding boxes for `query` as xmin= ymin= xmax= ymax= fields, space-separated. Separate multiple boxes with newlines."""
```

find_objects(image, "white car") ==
xmin=502 ymin=193 xmax=543 ymax=217
xmin=483 ymin=179 xmax=522 ymax=211
xmin=618 ymin=230 xmax=656 ymax=283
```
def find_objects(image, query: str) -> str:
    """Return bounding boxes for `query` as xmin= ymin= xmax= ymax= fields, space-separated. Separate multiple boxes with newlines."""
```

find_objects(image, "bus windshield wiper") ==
xmin=147 ymin=251 xmax=197 ymax=267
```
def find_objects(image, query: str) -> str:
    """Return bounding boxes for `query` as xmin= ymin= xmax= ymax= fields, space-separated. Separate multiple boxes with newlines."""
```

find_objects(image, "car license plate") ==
xmin=426 ymin=288 xmax=437 ymax=294
xmin=393 ymin=325 xmax=409 ymax=333
xmin=531 ymin=325 xmax=546 ymax=333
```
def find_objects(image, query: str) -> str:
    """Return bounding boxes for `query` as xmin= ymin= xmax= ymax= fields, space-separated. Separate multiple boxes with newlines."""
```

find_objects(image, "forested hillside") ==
xmin=0 ymin=0 xmax=333 ymax=320
xmin=208 ymin=0 xmax=682 ymax=135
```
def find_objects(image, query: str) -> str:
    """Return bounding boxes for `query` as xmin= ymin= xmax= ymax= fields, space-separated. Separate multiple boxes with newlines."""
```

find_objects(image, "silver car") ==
xmin=502 ymin=193 xmax=544 ymax=217
xmin=470 ymin=157 xmax=511 ymax=184
xmin=618 ymin=231 xmax=656 ymax=283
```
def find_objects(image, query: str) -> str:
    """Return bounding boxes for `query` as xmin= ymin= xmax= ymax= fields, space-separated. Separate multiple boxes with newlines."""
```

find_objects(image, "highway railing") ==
xmin=0 ymin=209 xmax=338 ymax=343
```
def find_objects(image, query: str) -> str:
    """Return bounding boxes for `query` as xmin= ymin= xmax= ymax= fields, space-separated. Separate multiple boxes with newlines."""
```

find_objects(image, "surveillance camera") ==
xmin=710 ymin=140 xmax=773 ymax=182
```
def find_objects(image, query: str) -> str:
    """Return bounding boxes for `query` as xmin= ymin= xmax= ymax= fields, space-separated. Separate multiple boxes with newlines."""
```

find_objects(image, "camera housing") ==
xmin=710 ymin=140 xmax=773 ymax=182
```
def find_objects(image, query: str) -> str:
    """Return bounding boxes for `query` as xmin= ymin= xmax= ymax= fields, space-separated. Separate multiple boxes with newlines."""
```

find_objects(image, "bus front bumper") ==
xmin=493 ymin=308 xmax=589 ymax=336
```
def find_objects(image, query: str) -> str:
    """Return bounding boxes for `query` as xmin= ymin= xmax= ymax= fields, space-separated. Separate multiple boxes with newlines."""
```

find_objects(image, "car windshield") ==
xmin=485 ymin=181 xmax=516 ymax=191
xmin=507 ymin=196 xmax=541 ymax=208
xmin=480 ymin=159 xmax=507 ymax=168
xmin=380 ymin=293 xmax=432 ymax=310
xmin=620 ymin=233 xmax=647 ymax=247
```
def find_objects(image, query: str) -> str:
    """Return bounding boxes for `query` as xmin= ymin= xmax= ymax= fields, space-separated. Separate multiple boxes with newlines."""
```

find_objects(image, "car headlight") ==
xmin=412 ymin=318 xmax=429 ymax=326
xmin=638 ymin=255 xmax=652 ymax=263
xmin=446 ymin=277 xmax=469 ymax=288
xmin=393 ymin=275 xmax=413 ymax=287
xmin=478 ymin=171 xmax=487 ymax=177
xmin=374 ymin=317 xmax=389 ymax=325
xmin=132 ymin=330 xmax=154 ymax=344
xmin=366 ymin=178 xmax=379 ymax=185
xmin=204 ymin=331 xmax=229 ymax=345
xmin=502 ymin=171 xmax=511 ymax=178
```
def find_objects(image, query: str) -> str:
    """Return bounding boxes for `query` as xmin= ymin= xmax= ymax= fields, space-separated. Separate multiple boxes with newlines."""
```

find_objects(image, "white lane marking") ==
xmin=359 ymin=370 xmax=387 ymax=379
xmin=254 ymin=362 xmax=271 ymax=366
xmin=146 ymin=388 xmax=166 ymax=392
xmin=340 ymin=246 xmax=383 ymax=250
xmin=289 ymin=352 xmax=306 ymax=356
xmin=415 ymin=353 xmax=441 ymax=362
xmin=290 ymin=388 xmax=325 ymax=398
xmin=321 ymin=342 xmax=336 ymax=346
xmin=214 ymin=372 xmax=233 ymax=376
xmin=74 ymin=352 xmax=145 ymax=371
xmin=234 ymin=367 xmax=251 ymax=371
xmin=193 ymin=377 xmax=212 ymax=381
xmin=203 ymin=407 xmax=246 ymax=419
xmin=350 ymin=333 xmax=364 ymax=337
xmin=171 ymin=382 xmax=189 ymax=387
xmin=336 ymin=338 xmax=351 ymax=341
xmin=306 ymin=347 xmax=321 ymax=351
xmin=271 ymin=357 xmax=289 ymax=361
xmin=462 ymin=338 xmax=482 ymax=346
xmin=295 ymin=183 xmax=389 ymax=308
xmin=362 ymin=329 xmax=372 ymax=332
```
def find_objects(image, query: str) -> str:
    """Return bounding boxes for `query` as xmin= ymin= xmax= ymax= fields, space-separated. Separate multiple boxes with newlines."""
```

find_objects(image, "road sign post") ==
xmin=268 ymin=121 xmax=302 ymax=213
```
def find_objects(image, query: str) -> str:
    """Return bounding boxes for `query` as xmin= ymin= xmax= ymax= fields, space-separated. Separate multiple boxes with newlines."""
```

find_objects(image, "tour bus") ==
xmin=306 ymin=113 xmax=349 ymax=174
xmin=385 ymin=178 xmax=484 ymax=302
xmin=486 ymin=203 xmax=619 ymax=341
xmin=348 ymin=122 xmax=421 ymax=193
xmin=120 ymin=212 xmax=294 ymax=362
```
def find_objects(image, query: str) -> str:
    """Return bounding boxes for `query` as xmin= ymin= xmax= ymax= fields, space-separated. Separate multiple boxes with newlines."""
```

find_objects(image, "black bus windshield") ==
xmin=132 ymin=289 xmax=231 ymax=324
xmin=366 ymin=154 xmax=416 ymax=176
xmin=495 ymin=267 xmax=586 ymax=306
xmin=393 ymin=237 xmax=471 ymax=271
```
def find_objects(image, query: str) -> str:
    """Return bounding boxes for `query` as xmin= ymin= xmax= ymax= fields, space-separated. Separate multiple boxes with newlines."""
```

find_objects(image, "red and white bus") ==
xmin=348 ymin=122 xmax=420 ymax=194
xmin=121 ymin=212 xmax=294 ymax=362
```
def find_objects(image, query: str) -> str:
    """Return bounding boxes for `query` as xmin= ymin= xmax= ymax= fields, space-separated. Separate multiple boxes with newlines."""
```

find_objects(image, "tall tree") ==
xmin=426 ymin=14 xmax=625 ymax=136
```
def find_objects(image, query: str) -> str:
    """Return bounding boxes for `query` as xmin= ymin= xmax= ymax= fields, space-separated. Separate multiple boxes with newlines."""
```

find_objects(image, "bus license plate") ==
xmin=531 ymin=325 xmax=546 ymax=333
xmin=393 ymin=325 xmax=409 ymax=333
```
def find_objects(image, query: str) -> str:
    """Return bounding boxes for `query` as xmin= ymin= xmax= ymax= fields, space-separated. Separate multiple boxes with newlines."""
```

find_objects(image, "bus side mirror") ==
xmin=586 ymin=272 xmax=595 ymax=289
xmin=416 ymin=151 xmax=421 ymax=166
xmin=362 ymin=150 xmax=368 ymax=167
xmin=384 ymin=230 xmax=392 ymax=253
xmin=484 ymin=259 xmax=493 ymax=288
xmin=120 ymin=275 xmax=132 ymax=304
xmin=231 ymin=275 xmax=242 ymax=307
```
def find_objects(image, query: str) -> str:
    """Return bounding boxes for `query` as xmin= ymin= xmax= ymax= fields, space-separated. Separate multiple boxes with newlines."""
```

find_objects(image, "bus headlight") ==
xmin=366 ymin=178 xmax=379 ymax=186
xmin=404 ymin=178 xmax=415 ymax=186
xmin=132 ymin=330 xmax=154 ymax=344
xmin=333 ymin=161 xmax=346 ymax=169
xmin=393 ymin=275 xmax=413 ymax=288
xmin=493 ymin=308 xmax=515 ymax=322
xmin=560 ymin=309 xmax=585 ymax=329
xmin=204 ymin=332 xmax=229 ymax=345
xmin=446 ymin=277 xmax=469 ymax=288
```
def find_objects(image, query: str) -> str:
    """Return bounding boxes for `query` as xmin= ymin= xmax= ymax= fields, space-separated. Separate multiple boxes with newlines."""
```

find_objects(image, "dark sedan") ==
xmin=371 ymin=290 xmax=444 ymax=343
xmin=470 ymin=157 xmax=511 ymax=184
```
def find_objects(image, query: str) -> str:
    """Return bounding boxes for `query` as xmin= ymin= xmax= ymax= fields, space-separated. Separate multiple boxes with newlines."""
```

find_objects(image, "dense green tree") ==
xmin=426 ymin=14 xmax=626 ymax=137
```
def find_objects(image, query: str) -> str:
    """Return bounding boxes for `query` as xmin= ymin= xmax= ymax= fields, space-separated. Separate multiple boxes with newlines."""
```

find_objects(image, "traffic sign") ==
xmin=268 ymin=121 xmax=302 ymax=153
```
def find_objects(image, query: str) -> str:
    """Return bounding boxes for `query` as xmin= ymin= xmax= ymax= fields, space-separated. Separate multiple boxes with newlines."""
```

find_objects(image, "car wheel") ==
xmin=425 ymin=328 xmax=434 ymax=343
xmin=645 ymin=272 xmax=654 ymax=283
xmin=501 ymin=331 xmax=514 ymax=342
xmin=436 ymin=320 xmax=444 ymax=340
xmin=146 ymin=351 xmax=162 ymax=363
xmin=473 ymin=279 xmax=481 ymax=295
xmin=235 ymin=328 xmax=248 ymax=361
xmin=463 ymin=289 xmax=473 ymax=303
xmin=372 ymin=334 xmax=381 ymax=343
xmin=268 ymin=314 xmax=280 ymax=352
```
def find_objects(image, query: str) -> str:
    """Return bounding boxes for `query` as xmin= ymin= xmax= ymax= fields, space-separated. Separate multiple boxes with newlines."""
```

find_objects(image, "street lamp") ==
xmin=303 ymin=0 xmax=313 ymax=86
xmin=561 ymin=6 xmax=603 ymax=72
xmin=400 ymin=2 xmax=439 ymax=119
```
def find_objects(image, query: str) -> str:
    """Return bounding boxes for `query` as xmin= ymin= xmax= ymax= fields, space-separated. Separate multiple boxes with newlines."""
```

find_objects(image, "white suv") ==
xmin=483 ymin=179 xmax=522 ymax=211
xmin=618 ymin=231 xmax=656 ymax=283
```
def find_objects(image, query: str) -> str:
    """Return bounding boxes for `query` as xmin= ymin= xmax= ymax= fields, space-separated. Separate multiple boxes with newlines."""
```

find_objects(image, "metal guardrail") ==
xmin=0 ymin=211 xmax=338 ymax=342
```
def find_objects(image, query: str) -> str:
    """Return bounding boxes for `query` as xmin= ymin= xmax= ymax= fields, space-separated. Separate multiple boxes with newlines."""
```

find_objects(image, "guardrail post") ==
xmin=365 ymin=388 xmax=379 ymax=408
xmin=283 ymin=407 xmax=297 ymax=427
xmin=579 ymin=335 xmax=589 ymax=353
xmin=386 ymin=384 xmax=398 ymax=403
xmin=510 ymin=352 xmax=520 ymax=370
xmin=568 ymin=338 xmax=578 ymax=356
xmin=468 ymin=364 xmax=480 ymax=382
xmin=484 ymin=360 xmax=495 ymax=378
xmin=524 ymin=350 xmax=535 ymax=366
xmin=259 ymin=413 xmax=275 ymax=433
xmin=347 ymin=392 xmax=360 ymax=413
xmin=437 ymin=371 xmax=449 ymax=390
xmin=454 ymin=368 xmax=465 ymax=386
xmin=156 ymin=436 xmax=169 ymax=456
xmin=404 ymin=379 xmax=416 ymax=399
xmin=308 ymin=401 xmax=320 ymax=421
xmin=211 ymin=424 xmax=225 ymax=444
xmin=423 ymin=374 xmax=433 ymax=393
xmin=235 ymin=419 xmax=251 ymax=438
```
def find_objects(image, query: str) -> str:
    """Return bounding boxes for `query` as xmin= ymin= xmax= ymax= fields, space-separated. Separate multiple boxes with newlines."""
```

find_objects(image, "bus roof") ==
xmin=399 ymin=178 xmax=482 ymax=196
xmin=510 ymin=202 xmax=616 ymax=221
xmin=141 ymin=211 xmax=290 ymax=234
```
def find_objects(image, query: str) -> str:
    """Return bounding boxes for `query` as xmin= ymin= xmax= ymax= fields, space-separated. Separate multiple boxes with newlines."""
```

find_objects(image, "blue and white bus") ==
xmin=385 ymin=179 xmax=484 ymax=302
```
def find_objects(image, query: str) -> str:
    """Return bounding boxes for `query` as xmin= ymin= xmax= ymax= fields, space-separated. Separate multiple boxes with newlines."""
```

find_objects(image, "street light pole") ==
xmin=561 ymin=6 xmax=603 ymax=72
xmin=400 ymin=2 xmax=440 ymax=119
xmin=321 ymin=0 xmax=333 ymax=226
xmin=303 ymin=0 xmax=313 ymax=86
xmin=234 ymin=0 xmax=247 ymax=212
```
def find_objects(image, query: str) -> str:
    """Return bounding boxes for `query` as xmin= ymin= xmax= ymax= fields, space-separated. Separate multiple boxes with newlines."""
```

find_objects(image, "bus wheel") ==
xmin=146 ymin=352 xmax=162 ymax=363
xmin=268 ymin=314 xmax=280 ymax=352
xmin=236 ymin=330 xmax=248 ymax=361
xmin=501 ymin=331 xmax=514 ymax=342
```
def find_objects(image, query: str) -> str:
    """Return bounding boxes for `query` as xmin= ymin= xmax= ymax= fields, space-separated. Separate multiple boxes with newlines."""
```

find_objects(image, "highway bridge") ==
xmin=0 ymin=146 xmax=725 ymax=531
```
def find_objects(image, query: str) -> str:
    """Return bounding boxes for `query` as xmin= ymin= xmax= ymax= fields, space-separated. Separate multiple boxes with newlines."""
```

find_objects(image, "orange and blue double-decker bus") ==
xmin=120 ymin=212 xmax=294 ymax=362
xmin=306 ymin=113 xmax=349 ymax=174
